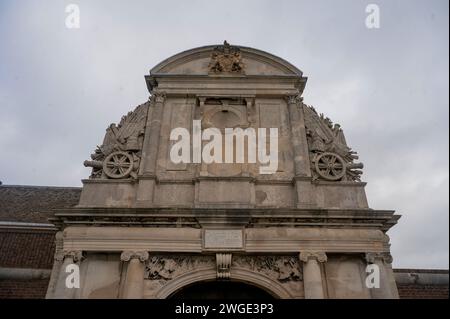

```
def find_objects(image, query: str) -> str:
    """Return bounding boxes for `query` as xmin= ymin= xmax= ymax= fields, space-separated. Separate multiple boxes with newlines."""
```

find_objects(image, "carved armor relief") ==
xmin=83 ymin=101 xmax=150 ymax=180
xmin=303 ymin=104 xmax=364 ymax=182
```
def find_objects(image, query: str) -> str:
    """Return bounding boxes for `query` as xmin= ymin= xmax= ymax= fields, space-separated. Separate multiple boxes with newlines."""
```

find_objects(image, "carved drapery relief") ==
xmin=303 ymin=104 xmax=364 ymax=182
xmin=84 ymin=100 xmax=151 ymax=180
xmin=208 ymin=41 xmax=245 ymax=74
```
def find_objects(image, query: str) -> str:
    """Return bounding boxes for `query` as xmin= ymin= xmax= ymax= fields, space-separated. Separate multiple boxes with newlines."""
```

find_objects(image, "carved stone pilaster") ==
xmin=299 ymin=251 xmax=327 ymax=263
xmin=285 ymin=94 xmax=303 ymax=105
xmin=364 ymin=252 xmax=398 ymax=299
xmin=55 ymin=250 xmax=84 ymax=262
xmin=121 ymin=251 xmax=149 ymax=299
xmin=154 ymin=92 xmax=166 ymax=103
xmin=150 ymin=91 xmax=166 ymax=104
xmin=121 ymin=251 xmax=149 ymax=263
xmin=299 ymin=251 xmax=327 ymax=299
xmin=52 ymin=249 xmax=84 ymax=299
xmin=365 ymin=252 xmax=393 ymax=265
xmin=216 ymin=253 xmax=232 ymax=279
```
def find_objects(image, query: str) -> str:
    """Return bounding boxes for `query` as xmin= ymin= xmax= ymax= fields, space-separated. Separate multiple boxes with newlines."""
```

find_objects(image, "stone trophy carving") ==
xmin=83 ymin=102 xmax=149 ymax=179
xmin=304 ymin=105 xmax=364 ymax=182
xmin=145 ymin=255 xmax=215 ymax=281
xmin=233 ymin=255 xmax=302 ymax=282
xmin=144 ymin=254 xmax=301 ymax=284
xmin=208 ymin=40 xmax=245 ymax=74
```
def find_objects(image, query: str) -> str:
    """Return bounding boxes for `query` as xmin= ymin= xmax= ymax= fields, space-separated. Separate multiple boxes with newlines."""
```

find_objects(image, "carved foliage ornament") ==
xmin=303 ymin=105 xmax=364 ymax=182
xmin=208 ymin=41 xmax=245 ymax=74
xmin=84 ymin=100 xmax=151 ymax=180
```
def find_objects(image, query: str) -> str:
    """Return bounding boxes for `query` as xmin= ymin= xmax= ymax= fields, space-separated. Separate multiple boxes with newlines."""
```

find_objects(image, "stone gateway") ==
xmin=47 ymin=42 xmax=400 ymax=299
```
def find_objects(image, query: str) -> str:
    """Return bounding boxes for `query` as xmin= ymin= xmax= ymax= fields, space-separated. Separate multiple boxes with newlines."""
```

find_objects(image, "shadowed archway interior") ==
xmin=168 ymin=281 xmax=276 ymax=299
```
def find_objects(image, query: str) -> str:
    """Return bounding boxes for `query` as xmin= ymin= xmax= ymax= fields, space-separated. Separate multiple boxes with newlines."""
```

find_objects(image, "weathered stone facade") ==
xmin=46 ymin=42 xmax=402 ymax=299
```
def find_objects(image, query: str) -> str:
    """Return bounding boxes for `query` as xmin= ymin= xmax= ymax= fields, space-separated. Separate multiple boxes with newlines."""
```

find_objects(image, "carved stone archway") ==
xmin=151 ymin=268 xmax=294 ymax=299
xmin=169 ymin=280 xmax=276 ymax=299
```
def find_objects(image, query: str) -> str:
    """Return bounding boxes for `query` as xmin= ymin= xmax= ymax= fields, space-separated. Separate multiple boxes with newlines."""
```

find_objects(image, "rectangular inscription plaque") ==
xmin=203 ymin=229 xmax=244 ymax=249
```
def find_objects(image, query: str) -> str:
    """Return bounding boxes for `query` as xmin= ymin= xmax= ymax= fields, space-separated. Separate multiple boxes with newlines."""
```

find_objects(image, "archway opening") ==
xmin=168 ymin=280 xmax=276 ymax=299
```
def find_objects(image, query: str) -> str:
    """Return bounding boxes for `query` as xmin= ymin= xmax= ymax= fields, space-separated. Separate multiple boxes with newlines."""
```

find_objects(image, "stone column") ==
xmin=53 ymin=250 xmax=83 ymax=299
xmin=299 ymin=251 xmax=327 ymax=299
xmin=365 ymin=252 xmax=399 ymax=299
xmin=120 ymin=251 xmax=149 ymax=299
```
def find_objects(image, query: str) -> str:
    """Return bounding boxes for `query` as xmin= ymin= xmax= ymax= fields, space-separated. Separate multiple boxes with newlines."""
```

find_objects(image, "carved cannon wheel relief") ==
xmin=314 ymin=152 xmax=346 ymax=181
xmin=102 ymin=151 xmax=134 ymax=179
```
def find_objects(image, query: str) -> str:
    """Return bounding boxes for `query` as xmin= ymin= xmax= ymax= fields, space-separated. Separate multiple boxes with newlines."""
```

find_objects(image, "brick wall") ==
xmin=397 ymin=284 xmax=448 ymax=299
xmin=0 ymin=229 xmax=56 ymax=269
xmin=0 ymin=185 xmax=80 ymax=299
xmin=0 ymin=279 xmax=50 ymax=299
xmin=0 ymin=185 xmax=81 ymax=223
xmin=0 ymin=228 xmax=55 ymax=299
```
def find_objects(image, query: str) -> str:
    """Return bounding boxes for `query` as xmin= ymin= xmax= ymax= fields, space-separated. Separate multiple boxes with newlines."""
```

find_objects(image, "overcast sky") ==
xmin=0 ymin=0 xmax=448 ymax=269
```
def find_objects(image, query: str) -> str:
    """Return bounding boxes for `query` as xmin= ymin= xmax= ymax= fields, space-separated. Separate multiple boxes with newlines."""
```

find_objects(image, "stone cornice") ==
xmin=49 ymin=207 xmax=399 ymax=231
xmin=58 ymin=226 xmax=391 ymax=254
xmin=146 ymin=75 xmax=305 ymax=96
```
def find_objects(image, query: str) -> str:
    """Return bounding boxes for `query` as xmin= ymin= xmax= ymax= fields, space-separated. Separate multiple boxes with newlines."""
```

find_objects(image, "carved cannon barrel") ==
xmin=347 ymin=162 xmax=364 ymax=170
xmin=83 ymin=160 xmax=103 ymax=169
